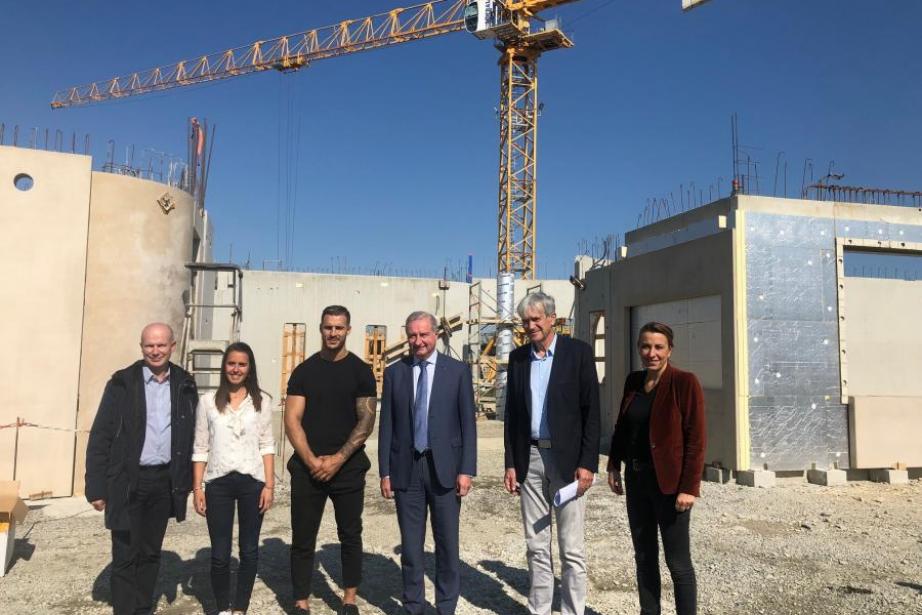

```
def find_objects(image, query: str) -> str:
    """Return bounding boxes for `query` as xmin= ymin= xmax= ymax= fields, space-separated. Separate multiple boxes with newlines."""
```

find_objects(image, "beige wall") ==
xmin=0 ymin=147 xmax=92 ymax=497
xmin=849 ymin=396 xmax=922 ymax=468
xmin=843 ymin=276 xmax=922 ymax=397
xmin=577 ymin=230 xmax=738 ymax=467
xmin=72 ymin=173 xmax=196 ymax=494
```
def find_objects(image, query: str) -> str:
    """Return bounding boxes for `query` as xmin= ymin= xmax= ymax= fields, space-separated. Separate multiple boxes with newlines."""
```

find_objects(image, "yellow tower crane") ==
xmin=52 ymin=0 xmax=708 ymax=278
xmin=50 ymin=0 xmax=576 ymax=279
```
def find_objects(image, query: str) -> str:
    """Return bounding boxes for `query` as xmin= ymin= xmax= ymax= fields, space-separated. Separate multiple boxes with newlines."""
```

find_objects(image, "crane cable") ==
xmin=276 ymin=75 xmax=303 ymax=270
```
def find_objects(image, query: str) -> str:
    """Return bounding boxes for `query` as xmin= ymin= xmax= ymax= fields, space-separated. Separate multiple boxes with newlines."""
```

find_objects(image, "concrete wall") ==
xmin=576 ymin=230 xmax=738 ymax=467
xmin=0 ymin=146 xmax=92 ymax=497
xmin=630 ymin=295 xmax=722 ymax=388
xmin=73 ymin=173 xmax=196 ymax=494
xmin=237 ymin=271 xmax=574 ymax=407
xmin=4 ymin=145 xmax=200 ymax=496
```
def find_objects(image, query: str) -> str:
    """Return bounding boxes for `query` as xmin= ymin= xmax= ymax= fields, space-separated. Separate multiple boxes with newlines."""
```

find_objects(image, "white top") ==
xmin=192 ymin=390 xmax=276 ymax=484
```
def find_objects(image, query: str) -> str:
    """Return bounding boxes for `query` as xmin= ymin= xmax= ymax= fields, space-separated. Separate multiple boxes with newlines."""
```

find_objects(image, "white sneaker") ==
xmin=218 ymin=611 xmax=232 ymax=615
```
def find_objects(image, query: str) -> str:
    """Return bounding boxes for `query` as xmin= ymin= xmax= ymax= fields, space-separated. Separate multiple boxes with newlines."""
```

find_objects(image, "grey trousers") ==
xmin=520 ymin=445 xmax=588 ymax=615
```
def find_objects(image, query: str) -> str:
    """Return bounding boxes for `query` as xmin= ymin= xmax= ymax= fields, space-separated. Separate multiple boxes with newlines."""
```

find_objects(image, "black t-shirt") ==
xmin=625 ymin=387 xmax=656 ymax=463
xmin=286 ymin=352 xmax=377 ymax=458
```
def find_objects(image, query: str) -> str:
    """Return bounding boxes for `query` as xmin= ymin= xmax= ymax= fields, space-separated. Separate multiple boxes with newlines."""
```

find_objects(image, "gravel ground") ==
xmin=1 ymin=420 xmax=921 ymax=614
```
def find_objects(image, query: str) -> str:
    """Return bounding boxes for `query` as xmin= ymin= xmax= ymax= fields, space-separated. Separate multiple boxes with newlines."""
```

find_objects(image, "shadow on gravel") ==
xmin=259 ymin=537 xmax=306 ymax=614
xmin=257 ymin=538 xmax=406 ymax=614
xmin=480 ymin=559 xmax=605 ymax=615
xmin=897 ymin=581 xmax=922 ymax=595
xmin=319 ymin=543 xmax=404 ymax=613
xmin=7 ymin=537 xmax=35 ymax=573
xmin=416 ymin=552 xmax=528 ymax=614
xmin=91 ymin=549 xmax=212 ymax=612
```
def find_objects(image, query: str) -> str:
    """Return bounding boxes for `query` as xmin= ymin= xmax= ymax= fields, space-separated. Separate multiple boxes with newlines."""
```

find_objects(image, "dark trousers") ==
xmin=394 ymin=452 xmax=461 ymax=615
xmin=110 ymin=465 xmax=172 ymax=615
xmin=205 ymin=471 xmax=265 ymax=612
xmin=289 ymin=454 xmax=368 ymax=601
xmin=625 ymin=465 xmax=697 ymax=615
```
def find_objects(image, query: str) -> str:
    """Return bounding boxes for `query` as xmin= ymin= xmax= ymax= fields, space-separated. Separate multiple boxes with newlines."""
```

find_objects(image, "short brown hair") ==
xmin=321 ymin=305 xmax=351 ymax=324
xmin=638 ymin=321 xmax=674 ymax=348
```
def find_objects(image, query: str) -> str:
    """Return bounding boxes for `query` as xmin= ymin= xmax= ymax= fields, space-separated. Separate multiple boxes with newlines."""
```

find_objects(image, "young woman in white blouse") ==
xmin=192 ymin=342 xmax=275 ymax=615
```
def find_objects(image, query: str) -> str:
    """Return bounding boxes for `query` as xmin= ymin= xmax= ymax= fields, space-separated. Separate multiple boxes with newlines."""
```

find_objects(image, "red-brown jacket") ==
xmin=608 ymin=365 xmax=707 ymax=497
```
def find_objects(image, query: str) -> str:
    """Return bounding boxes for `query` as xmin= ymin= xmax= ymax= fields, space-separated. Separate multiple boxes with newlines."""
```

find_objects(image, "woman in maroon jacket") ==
xmin=607 ymin=321 xmax=706 ymax=615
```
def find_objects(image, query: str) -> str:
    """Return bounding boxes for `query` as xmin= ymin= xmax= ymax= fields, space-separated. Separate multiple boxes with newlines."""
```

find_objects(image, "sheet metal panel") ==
xmin=745 ymin=213 xmax=848 ymax=470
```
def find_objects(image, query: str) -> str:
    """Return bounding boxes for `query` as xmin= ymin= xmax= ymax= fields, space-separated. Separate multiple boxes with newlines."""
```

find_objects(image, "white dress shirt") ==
xmin=192 ymin=390 xmax=276 ymax=484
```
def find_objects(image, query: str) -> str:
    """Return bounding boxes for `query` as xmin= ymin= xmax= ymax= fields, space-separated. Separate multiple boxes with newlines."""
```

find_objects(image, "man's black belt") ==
xmin=530 ymin=439 xmax=552 ymax=449
xmin=413 ymin=449 xmax=431 ymax=459
xmin=139 ymin=463 xmax=170 ymax=471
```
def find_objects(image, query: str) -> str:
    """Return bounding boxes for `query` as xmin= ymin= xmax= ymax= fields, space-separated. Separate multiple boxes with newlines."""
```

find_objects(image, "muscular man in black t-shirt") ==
xmin=284 ymin=305 xmax=377 ymax=615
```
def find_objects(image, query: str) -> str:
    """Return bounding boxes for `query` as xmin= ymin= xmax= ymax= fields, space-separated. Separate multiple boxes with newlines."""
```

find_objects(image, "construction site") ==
xmin=1 ymin=0 xmax=921 ymax=613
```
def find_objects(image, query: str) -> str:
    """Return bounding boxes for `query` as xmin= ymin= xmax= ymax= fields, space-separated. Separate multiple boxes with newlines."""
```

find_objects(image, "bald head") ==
xmin=140 ymin=322 xmax=176 ymax=374
xmin=141 ymin=322 xmax=174 ymax=344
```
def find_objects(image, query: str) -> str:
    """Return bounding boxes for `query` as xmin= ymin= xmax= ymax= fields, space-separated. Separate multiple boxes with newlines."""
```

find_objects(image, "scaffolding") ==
xmin=364 ymin=325 xmax=388 ymax=396
xmin=179 ymin=263 xmax=243 ymax=391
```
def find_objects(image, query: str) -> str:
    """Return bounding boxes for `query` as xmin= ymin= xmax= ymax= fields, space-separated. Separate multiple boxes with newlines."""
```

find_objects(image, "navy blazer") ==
xmin=503 ymin=335 xmax=601 ymax=485
xmin=378 ymin=352 xmax=477 ymax=490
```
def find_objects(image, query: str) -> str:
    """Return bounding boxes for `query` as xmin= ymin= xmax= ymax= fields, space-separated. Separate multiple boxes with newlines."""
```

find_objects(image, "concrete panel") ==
xmin=625 ymin=199 xmax=731 ymax=258
xmin=688 ymin=294 xmax=721 ymax=323
xmin=688 ymin=321 xmax=722 ymax=362
xmin=74 ymin=173 xmax=195 ymax=494
xmin=843 ymin=277 xmax=922 ymax=397
xmin=631 ymin=296 xmax=722 ymax=388
xmin=0 ymin=146 xmax=92 ymax=497
xmin=849 ymin=396 xmax=922 ymax=468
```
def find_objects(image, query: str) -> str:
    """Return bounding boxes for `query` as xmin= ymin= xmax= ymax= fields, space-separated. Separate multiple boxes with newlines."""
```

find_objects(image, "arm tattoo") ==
xmin=339 ymin=396 xmax=377 ymax=460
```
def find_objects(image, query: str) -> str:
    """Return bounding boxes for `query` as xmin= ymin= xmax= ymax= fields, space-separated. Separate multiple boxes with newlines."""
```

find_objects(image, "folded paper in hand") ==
xmin=553 ymin=480 xmax=579 ymax=508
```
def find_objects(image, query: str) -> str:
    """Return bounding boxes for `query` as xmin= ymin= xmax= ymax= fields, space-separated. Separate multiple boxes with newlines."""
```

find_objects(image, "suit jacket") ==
xmin=378 ymin=352 xmax=477 ymax=490
xmin=504 ymin=335 xmax=601 ymax=485
xmin=85 ymin=360 xmax=199 ymax=530
xmin=608 ymin=364 xmax=707 ymax=497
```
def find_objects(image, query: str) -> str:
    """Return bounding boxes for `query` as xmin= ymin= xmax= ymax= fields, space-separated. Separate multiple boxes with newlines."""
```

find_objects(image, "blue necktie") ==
xmin=414 ymin=360 xmax=429 ymax=452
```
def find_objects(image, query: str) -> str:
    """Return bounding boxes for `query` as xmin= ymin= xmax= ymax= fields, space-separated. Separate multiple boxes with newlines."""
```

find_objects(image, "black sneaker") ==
xmin=341 ymin=604 xmax=359 ymax=615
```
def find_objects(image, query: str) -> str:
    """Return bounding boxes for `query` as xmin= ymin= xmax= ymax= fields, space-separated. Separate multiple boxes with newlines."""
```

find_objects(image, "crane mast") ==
xmin=465 ymin=0 xmax=574 ymax=278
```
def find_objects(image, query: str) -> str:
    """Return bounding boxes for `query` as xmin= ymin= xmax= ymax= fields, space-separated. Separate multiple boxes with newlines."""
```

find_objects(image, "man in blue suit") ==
xmin=378 ymin=311 xmax=477 ymax=615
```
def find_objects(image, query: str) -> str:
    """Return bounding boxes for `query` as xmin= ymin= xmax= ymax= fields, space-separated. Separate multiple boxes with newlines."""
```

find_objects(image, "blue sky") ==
xmin=2 ymin=1 xmax=920 ymax=278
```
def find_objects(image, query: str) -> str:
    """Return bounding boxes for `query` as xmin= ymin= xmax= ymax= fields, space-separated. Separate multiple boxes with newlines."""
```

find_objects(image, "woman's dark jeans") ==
xmin=205 ymin=471 xmax=265 ymax=612
xmin=625 ymin=464 xmax=697 ymax=615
